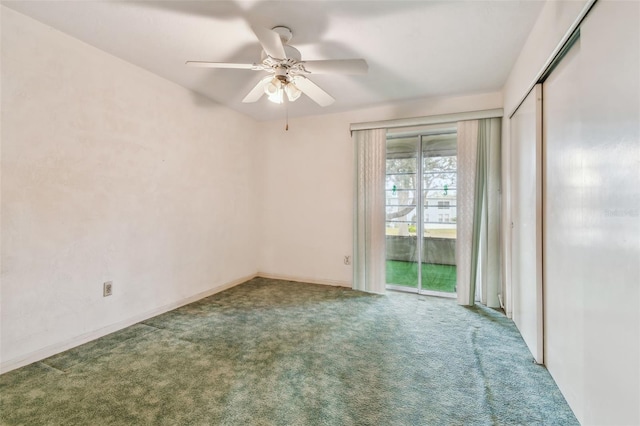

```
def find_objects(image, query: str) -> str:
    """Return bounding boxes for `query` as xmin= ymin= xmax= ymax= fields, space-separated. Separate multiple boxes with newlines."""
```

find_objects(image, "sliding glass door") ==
xmin=385 ymin=131 xmax=457 ymax=296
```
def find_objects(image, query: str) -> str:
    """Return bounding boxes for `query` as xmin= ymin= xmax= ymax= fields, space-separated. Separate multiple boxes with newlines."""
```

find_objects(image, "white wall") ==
xmin=502 ymin=0 xmax=590 ymax=116
xmin=256 ymin=92 xmax=502 ymax=286
xmin=501 ymin=0 xmax=589 ymax=317
xmin=0 ymin=7 xmax=259 ymax=372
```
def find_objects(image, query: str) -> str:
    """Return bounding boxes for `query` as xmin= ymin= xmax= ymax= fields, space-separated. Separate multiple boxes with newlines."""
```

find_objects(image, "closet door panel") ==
xmin=543 ymin=1 xmax=639 ymax=423
xmin=510 ymin=85 xmax=543 ymax=364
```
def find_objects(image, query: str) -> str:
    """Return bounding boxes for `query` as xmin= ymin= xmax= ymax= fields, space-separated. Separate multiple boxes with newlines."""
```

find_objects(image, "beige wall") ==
xmin=256 ymin=92 xmax=502 ymax=286
xmin=1 ymin=7 xmax=259 ymax=371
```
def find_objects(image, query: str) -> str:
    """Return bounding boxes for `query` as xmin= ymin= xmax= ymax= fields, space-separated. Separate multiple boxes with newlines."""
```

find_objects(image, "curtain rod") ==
xmin=386 ymin=129 xmax=457 ymax=140
xmin=350 ymin=108 xmax=503 ymax=132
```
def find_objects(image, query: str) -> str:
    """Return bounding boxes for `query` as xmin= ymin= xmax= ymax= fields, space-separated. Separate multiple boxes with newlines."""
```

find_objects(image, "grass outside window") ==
xmin=386 ymin=260 xmax=456 ymax=293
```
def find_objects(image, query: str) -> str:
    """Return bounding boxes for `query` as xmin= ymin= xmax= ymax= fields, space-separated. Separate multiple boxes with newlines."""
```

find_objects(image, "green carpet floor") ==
xmin=0 ymin=278 xmax=577 ymax=425
xmin=386 ymin=260 xmax=456 ymax=293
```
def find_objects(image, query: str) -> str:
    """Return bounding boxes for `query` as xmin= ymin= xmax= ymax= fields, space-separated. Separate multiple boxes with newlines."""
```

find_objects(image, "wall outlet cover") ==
xmin=103 ymin=281 xmax=113 ymax=297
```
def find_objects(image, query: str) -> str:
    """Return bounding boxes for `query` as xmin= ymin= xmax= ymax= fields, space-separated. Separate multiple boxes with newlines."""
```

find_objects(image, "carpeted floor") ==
xmin=0 ymin=277 xmax=578 ymax=425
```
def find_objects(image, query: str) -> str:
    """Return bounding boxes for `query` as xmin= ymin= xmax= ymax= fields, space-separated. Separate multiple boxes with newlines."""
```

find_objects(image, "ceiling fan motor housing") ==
xmin=274 ymin=67 xmax=289 ymax=83
xmin=271 ymin=26 xmax=293 ymax=44
xmin=260 ymin=45 xmax=301 ymax=62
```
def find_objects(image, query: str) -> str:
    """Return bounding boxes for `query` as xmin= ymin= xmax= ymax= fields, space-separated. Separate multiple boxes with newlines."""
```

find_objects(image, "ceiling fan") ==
xmin=186 ymin=25 xmax=368 ymax=107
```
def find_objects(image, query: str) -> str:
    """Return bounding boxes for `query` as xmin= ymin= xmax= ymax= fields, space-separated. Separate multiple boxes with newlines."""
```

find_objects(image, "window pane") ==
xmin=386 ymin=158 xmax=416 ymax=174
xmin=423 ymin=155 xmax=456 ymax=172
xmin=423 ymin=172 xmax=457 ymax=191
xmin=385 ymin=221 xmax=417 ymax=236
xmin=386 ymin=176 xmax=415 ymax=191
xmin=424 ymin=189 xmax=457 ymax=199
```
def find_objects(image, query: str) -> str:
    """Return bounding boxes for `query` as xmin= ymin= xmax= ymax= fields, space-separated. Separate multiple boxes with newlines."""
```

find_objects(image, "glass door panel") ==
xmin=421 ymin=139 xmax=457 ymax=295
xmin=385 ymin=137 xmax=420 ymax=291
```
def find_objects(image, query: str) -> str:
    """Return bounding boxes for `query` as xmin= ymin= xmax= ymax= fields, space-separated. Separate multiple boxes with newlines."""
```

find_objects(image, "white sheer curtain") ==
xmin=456 ymin=118 xmax=501 ymax=306
xmin=352 ymin=128 xmax=387 ymax=294
xmin=457 ymin=121 xmax=479 ymax=305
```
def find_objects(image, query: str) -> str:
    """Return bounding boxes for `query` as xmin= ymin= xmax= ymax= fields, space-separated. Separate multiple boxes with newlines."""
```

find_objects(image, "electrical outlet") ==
xmin=344 ymin=255 xmax=351 ymax=265
xmin=103 ymin=281 xmax=113 ymax=297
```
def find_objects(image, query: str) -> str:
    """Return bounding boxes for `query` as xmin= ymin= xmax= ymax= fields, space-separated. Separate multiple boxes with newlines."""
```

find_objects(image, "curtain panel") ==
xmin=457 ymin=118 xmax=501 ymax=306
xmin=456 ymin=121 xmax=479 ymax=305
xmin=352 ymin=129 xmax=387 ymax=294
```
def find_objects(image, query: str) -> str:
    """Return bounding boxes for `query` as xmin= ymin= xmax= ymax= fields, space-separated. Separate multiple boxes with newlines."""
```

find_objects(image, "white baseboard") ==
xmin=0 ymin=272 xmax=351 ymax=374
xmin=257 ymin=272 xmax=351 ymax=288
xmin=0 ymin=273 xmax=257 ymax=374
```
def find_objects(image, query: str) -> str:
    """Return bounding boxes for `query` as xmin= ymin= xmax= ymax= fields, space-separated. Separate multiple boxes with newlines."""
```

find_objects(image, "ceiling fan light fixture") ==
xmin=264 ymin=77 xmax=282 ymax=96
xmin=267 ymin=91 xmax=284 ymax=104
xmin=265 ymin=77 xmax=284 ymax=104
xmin=284 ymin=82 xmax=302 ymax=102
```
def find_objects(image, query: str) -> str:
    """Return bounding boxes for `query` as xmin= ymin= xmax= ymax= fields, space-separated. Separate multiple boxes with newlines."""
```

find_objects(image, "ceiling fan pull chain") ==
xmin=285 ymin=101 xmax=289 ymax=131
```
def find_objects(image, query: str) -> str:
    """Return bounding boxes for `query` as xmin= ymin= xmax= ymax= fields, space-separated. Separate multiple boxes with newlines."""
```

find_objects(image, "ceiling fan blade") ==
xmin=293 ymin=76 xmax=335 ymax=107
xmin=185 ymin=61 xmax=257 ymax=69
xmin=242 ymin=78 xmax=268 ymax=103
xmin=251 ymin=25 xmax=287 ymax=59
xmin=302 ymin=59 xmax=369 ymax=75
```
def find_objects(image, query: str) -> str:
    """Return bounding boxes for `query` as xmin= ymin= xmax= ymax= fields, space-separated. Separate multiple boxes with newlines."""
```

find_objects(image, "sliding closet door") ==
xmin=542 ymin=35 xmax=585 ymax=418
xmin=543 ymin=1 xmax=639 ymax=423
xmin=510 ymin=85 xmax=543 ymax=364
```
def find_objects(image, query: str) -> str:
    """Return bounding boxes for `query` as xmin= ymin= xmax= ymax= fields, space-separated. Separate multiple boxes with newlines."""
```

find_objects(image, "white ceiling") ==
xmin=3 ymin=0 xmax=544 ymax=121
